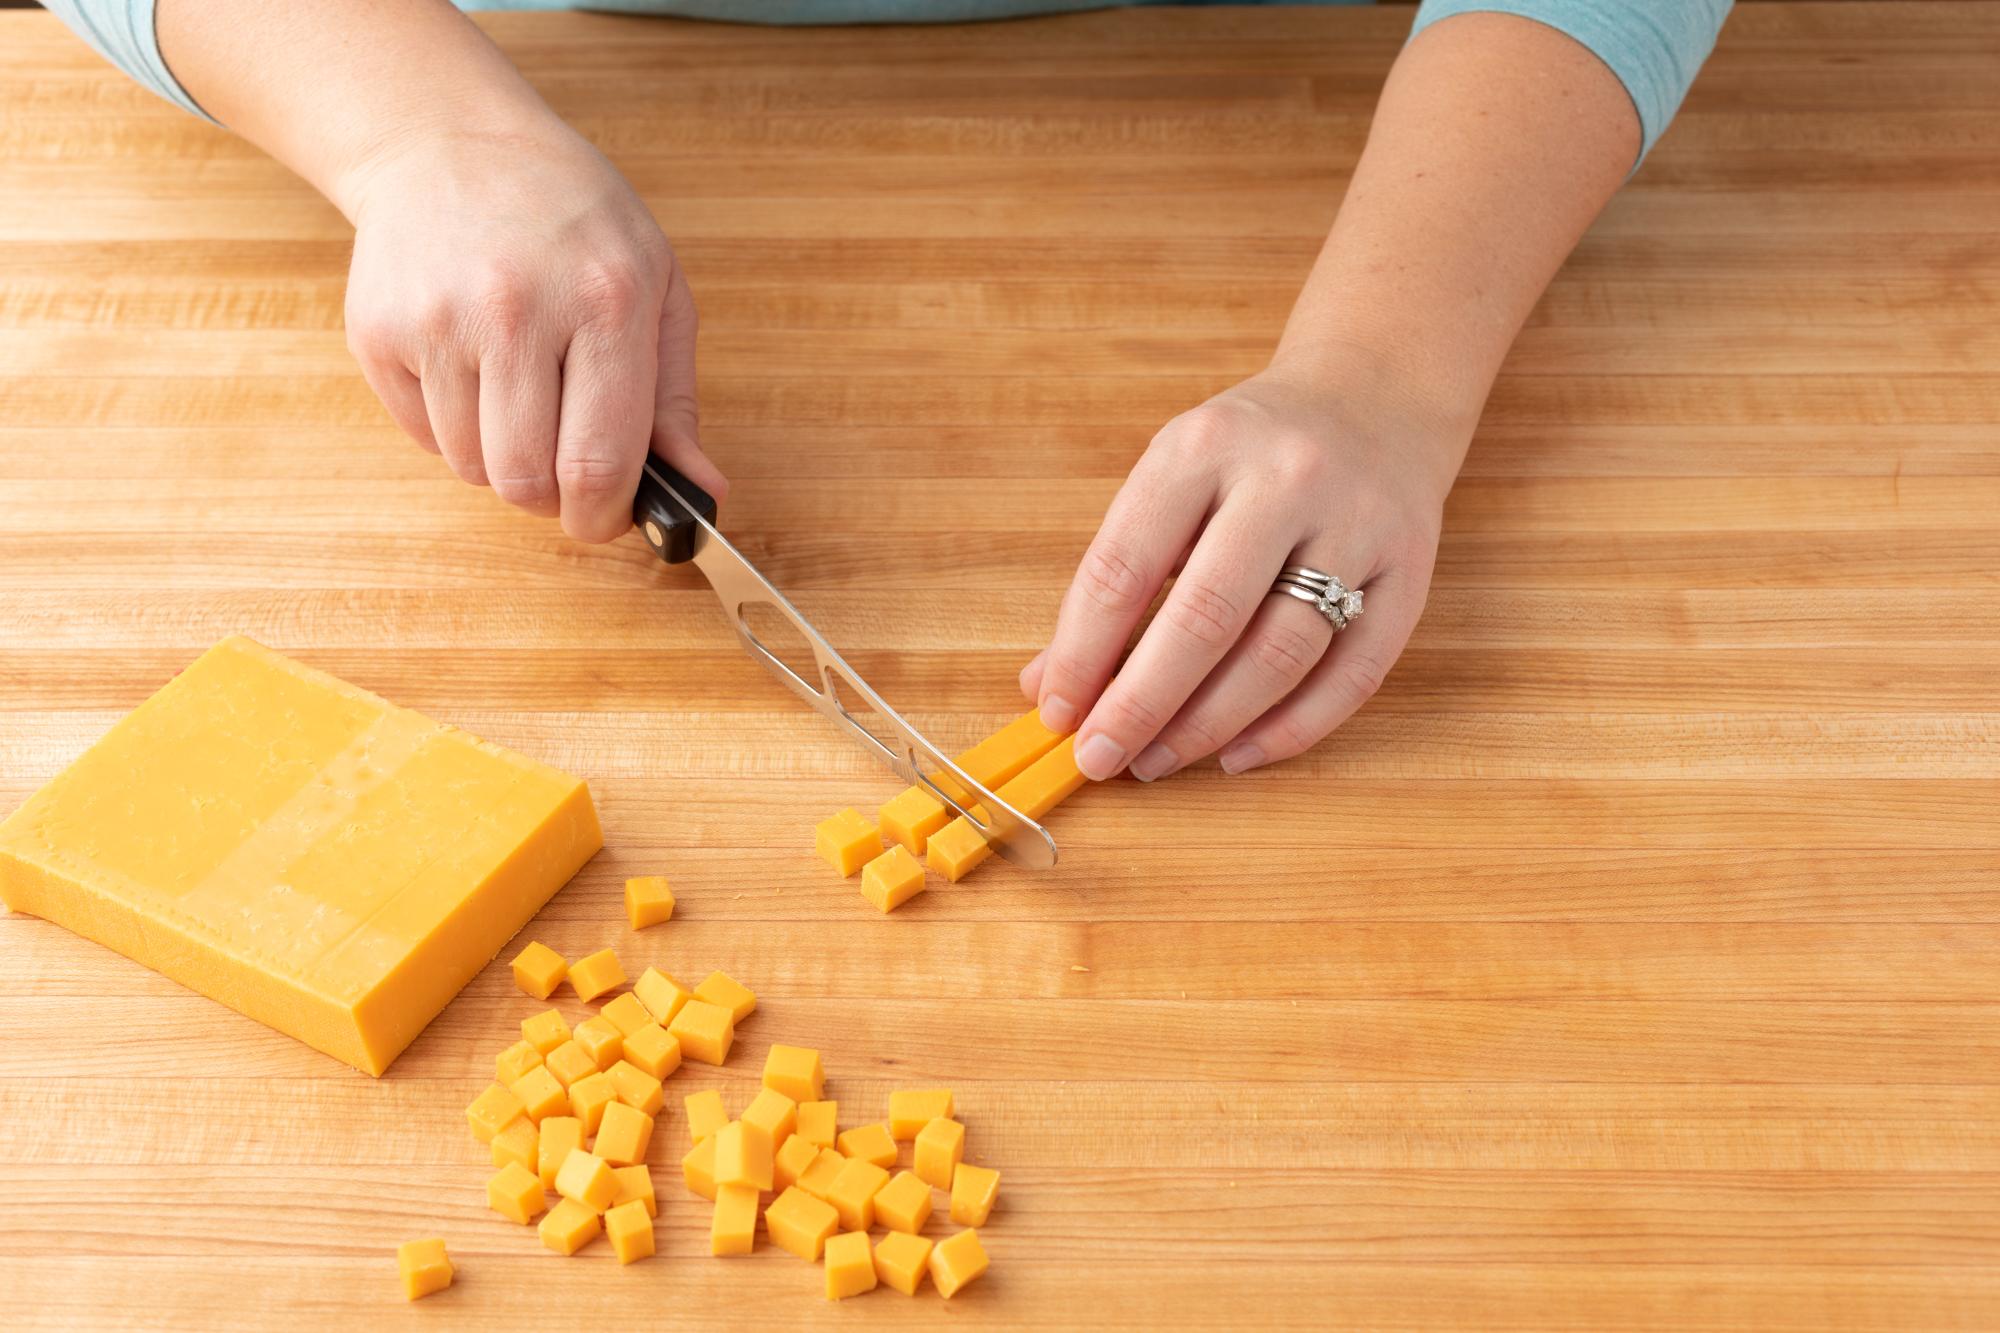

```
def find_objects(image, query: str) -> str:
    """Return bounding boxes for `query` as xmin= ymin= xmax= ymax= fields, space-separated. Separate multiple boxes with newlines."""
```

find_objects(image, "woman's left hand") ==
xmin=1024 ymin=356 xmax=1468 ymax=781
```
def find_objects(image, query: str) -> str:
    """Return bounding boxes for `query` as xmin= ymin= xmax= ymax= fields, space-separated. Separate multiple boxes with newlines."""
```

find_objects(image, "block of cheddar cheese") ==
xmin=927 ymin=736 xmax=1084 ymax=882
xmin=878 ymin=709 xmax=1066 ymax=854
xmin=929 ymin=1228 xmax=989 ymax=1298
xmin=888 ymin=1088 xmax=953 ymax=1140
xmin=0 ymin=638 xmax=602 ymax=1076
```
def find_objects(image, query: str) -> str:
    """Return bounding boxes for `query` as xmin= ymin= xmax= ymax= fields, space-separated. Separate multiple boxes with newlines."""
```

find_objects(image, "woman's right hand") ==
xmin=338 ymin=121 xmax=726 ymax=542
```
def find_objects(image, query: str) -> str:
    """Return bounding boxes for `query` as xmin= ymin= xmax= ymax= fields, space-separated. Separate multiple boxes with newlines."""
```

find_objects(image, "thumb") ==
xmin=651 ymin=262 xmax=728 ymax=502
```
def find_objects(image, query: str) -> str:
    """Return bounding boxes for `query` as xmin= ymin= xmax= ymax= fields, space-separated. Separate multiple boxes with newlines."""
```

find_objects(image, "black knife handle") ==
xmin=633 ymin=460 xmax=719 ymax=565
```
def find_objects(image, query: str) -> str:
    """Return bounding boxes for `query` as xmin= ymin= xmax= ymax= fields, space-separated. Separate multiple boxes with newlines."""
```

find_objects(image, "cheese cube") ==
xmin=685 ymin=1089 xmax=728 ymax=1144
xmin=624 ymin=875 xmax=675 ymax=929
xmin=914 ymin=1117 xmax=966 ymax=1190
xmin=950 ymin=1163 xmax=1000 ymax=1227
xmin=928 ymin=737 xmax=1084 ymax=882
xmin=741 ymin=1087 xmax=797 ymax=1152
xmin=816 ymin=808 xmax=883 ymax=877
xmin=555 ymin=1148 xmax=617 ymax=1212
xmin=837 ymin=1122 xmax=898 ymax=1169
xmin=568 ymin=948 xmax=625 ymax=1002
xmin=538 ymin=1197 xmax=601 ymax=1256
xmin=610 ymin=1164 xmax=656 ymax=1217
xmin=861 ymin=845 xmax=927 ymax=913
xmin=693 ymin=971 xmax=757 ymax=1023
xmin=929 ymin=1228 xmax=989 ymax=1298
xmin=798 ymin=1148 xmax=847 ymax=1202
xmin=466 ymin=1083 xmax=524 ymax=1143
xmin=774 ymin=1133 xmax=821 ymax=1192
xmin=537 ymin=1116 xmax=584 ymax=1190
xmin=713 ymin=1120 xmax=773 ymax=1191
xmin=710 ymin=1183 xmax=759 ymax=1256
xmin=508 ymin=1065 xmax=568 ymax=1123
xmin=604 ymin=1198 xmax=655 ymax=1264
xmin=0 ymin=638 xmax=602 ymax=1078
xmin=877 ymin=710 xmax=1065 ymax=857
xmin=543 ymin=1039 xmax=596 ymax=1090
xmin=599 ymin=991 xmax=653 ymax=1037
xmin=825 ymin=1158 xmax=891 ymax=1231
xmin=873 ymin=1231 xmax=934 ymax=1296
xmin=573 ymin=1015 xmax=625 ymax=1071
xmin=762 ymin=1044 xmax=825 ymax=1102
xmin=487 ymin=1161 xmax=547 ymax=1225
xmin=889 ymin=1088 xmax=954 ymax=1140
xmin=874 ymin=1170 xmax=934 ymax=1235
xmin=797 ymin=1100 xmax=838 ymax=1148
xmin=824 ymin=1231 xmax=877 ymax=1300
xmin=765 ymin=1185 xmax=840 ymax=1261
xmin=496 ymin=1039 xmax=543 ymax=1085
xmin=568 ymin=1071 xmax=617 ymax=1136
xmin=667 ymin=998 xmax=734 ymax=1066
xmin=879 ymin=786 xmax=950 ymax=857
xmin=490 ymin=1116 xmax=539 ymax=1174
xmin=396 ymin=1238 xmax=453 ymax=1300
xmin=512 ymin=942 xmax=567 ymax=1001
xmin=620 ymin=1023 xmax=681 ymax=1081
xmin=605 ymin=1060 xmax=664 ymax=1117
xmin=681 ymin=1135 xmax=718 ymax=1201
xmin=521 ymin=1008 xmax=571 ymax=1056
xmin=595 ymin=1100 xmax=655 ymax=1167
xmin=925 ymin=818 xmax=992 ymax=883
xmin=633 ymin=967 xmax=693 ymax=1025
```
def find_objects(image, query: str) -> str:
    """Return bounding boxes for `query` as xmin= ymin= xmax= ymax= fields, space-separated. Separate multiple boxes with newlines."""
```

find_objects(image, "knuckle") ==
xmin=1163 ymin=577 xmax=1243 ymax=649
xmin=1166 ymin=708 xmax=1226 ymax=756
xmin=1076 ymin=541 xmax=1153 ymax=615
xmin=1268 ymin=437 xmax=1332 ymax=490
xmin=572 ymin=260 xmax=645 ymax=322
xmin=469 ymin=270 xmax=535 ymax=341
xmin=1272 ymin=712 xmax=1324 ymax=758
xmin=1342 ymin=651 xmax=1392 ymax=704
xmin=1101 ymin=689 xmax=1168 ymax=739
xmin=1249 ymin=620 xmax=1324 ymax=682
xmin=490 ymin=470 xmax=558 ymax=507
xmin=556 ymin=448 xmax=632 ymax=500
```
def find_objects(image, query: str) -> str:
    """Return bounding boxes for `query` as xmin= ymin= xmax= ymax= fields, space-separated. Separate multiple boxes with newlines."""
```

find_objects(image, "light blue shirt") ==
xmin=46 ymin=0 xmax=1731 ymax=162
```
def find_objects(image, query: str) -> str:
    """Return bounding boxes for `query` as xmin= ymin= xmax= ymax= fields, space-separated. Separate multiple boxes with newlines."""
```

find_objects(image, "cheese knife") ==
xmin=632 ymin=458 xmax=1059 ymax=870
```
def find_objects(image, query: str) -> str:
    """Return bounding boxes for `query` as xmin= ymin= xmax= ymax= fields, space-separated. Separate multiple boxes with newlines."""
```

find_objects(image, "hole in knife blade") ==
xmin=822 ymin=671 xmax=906 ymax=767
xmin=737 ymin=602 xmax=822 ymax=700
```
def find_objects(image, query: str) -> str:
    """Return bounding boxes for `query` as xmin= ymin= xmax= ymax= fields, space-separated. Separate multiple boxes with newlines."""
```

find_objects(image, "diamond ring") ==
xmin=1271 ymin=566 xmax=1363 ymax=632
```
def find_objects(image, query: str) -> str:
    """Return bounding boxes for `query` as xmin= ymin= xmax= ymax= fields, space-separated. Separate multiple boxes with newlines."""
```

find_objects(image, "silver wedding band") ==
xmin=1271 ymin=565 xmax=1363 ymax=632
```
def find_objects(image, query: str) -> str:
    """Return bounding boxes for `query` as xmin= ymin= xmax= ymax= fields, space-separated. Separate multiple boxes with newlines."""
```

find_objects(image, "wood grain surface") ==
xmin=4 ymin=5 xmax=1999 ymax=1328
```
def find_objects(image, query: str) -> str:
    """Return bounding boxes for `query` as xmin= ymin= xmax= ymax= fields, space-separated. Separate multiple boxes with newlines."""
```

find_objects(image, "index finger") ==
xmin=554 ymin=298 xmax=659 ymax=543
xmin=1035 ymin=460 xmax=1208 ymax=736
xmin=1071 ymin=494 xmax=1290 ymax=780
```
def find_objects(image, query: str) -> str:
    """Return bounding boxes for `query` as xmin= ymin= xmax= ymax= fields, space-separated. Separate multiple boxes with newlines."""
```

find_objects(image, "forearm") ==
xmin=157 ymin=0 xmax=566 ymax=220
xmin=1275 ymin=13 xmax=1639 ymax=487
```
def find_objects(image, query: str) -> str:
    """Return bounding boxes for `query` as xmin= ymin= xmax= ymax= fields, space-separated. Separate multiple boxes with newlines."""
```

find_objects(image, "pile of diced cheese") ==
xmin=442 ymin=915 xmax=997 ymax=1301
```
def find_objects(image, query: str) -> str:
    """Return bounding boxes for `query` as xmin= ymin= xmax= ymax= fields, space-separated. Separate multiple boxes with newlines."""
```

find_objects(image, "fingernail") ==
xmin=1040 ymin=694 xmax=1080 ymax=733
xmin=1218 ymin=742 xmax=1265 ymax=774
xmin=1074 ymin=733 xmax=1127 ymax=781
xmin=1128 ymin=742 xmax=1177 ymax=783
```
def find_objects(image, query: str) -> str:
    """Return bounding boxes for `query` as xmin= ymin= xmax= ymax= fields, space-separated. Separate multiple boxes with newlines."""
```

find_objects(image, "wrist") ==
xmin=331 ymin=101 xmax=578 ymax=227
xmin=1262 ymin=335 xmax=1481 ymax=500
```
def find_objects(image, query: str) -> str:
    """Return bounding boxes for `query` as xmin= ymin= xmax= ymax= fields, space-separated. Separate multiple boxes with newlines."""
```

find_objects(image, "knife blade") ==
xmin=632 ymin=458 xmax=1059 ymax=871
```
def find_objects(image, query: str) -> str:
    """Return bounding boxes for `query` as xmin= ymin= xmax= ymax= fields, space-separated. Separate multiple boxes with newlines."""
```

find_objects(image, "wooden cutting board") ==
xmin=4 ymin=4 xmax=1998 ymax=1327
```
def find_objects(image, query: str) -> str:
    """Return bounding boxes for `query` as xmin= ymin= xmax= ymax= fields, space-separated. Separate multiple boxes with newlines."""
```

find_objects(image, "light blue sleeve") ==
xmin=43 ymin=0 xmax=216 ymax=122
xmin=1411 ymin=0 xmax=1734 ymax=163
